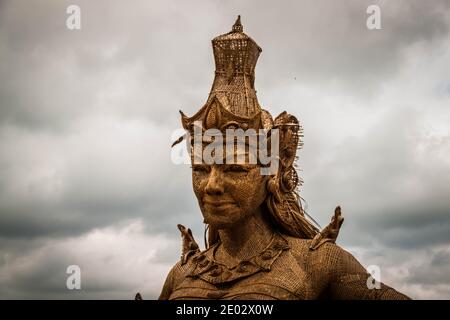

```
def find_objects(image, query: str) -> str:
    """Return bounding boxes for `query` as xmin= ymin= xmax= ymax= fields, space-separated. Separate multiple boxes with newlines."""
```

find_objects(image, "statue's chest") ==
xmin=169 ymin=253 xmax=316 ymax=300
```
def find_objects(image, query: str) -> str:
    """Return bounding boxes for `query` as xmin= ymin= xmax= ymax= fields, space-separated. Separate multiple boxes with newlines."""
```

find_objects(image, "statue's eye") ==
xmin=224 ymin=165 xmax=249 ymax=173
xmin=192 ymin=165 xmax=210 ymax=173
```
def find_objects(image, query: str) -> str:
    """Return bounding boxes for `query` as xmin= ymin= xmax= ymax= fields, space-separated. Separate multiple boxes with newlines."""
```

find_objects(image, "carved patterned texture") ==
xmin=161 ymin=16 xmax=411 ymax=300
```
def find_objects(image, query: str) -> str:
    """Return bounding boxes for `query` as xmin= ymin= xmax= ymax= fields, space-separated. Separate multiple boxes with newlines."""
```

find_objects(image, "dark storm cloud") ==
xmin=220 ymin=0 xmax=450 ymax=96
xmin=0 ymin=0 xmax=449 ymax=299
xmin=406 ymin=248 xmax=450 ymax=286
xmin=0 ymin=219 xmax=180 ymax=299
xmin=301 ymin=106 xmax=450 ymax=252
xmin=0 ymin=0 xmax=218 ymax=130
xmin=352 ymin=208 xmax=450 ymax=250
xmin=0 ymin=120 xmax=195 ymax=238
xmin=2 ymin=0 xmax=448 ymax=130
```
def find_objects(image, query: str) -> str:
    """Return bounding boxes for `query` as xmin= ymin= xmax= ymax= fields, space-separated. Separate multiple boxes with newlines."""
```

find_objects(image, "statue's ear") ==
xmin=265 ymin=112 xmax=319 ymax=239
xmin=274 ymin=112 xmax=300 ymax=167
xmin=273 ymin=112 xmax=302 ymax=192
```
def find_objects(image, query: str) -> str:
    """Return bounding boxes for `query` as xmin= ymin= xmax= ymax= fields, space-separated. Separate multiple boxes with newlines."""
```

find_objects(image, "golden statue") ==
xmin=159 ymin=16 xmax=410 ymax=300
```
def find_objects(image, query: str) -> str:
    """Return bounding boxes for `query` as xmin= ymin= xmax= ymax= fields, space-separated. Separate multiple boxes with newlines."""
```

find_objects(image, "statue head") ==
xmin=192 ymin=161 xmax=269 ymax=229
xmin=174 ymin=16 xmax=319 ymax=246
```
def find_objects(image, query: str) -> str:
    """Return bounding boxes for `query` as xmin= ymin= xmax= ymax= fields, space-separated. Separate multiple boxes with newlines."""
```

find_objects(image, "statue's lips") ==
xmin=203 ymin=198 xmax=236 ymax=210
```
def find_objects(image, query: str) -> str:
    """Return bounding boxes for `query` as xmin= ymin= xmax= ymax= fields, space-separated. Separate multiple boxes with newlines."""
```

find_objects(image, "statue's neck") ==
xmin=216 ymin=207 xmax=274 ymax=264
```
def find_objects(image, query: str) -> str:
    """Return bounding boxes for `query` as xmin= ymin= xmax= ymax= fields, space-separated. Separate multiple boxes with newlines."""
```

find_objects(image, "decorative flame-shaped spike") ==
xmin=232 ymin=15 xmax=243 ymax=33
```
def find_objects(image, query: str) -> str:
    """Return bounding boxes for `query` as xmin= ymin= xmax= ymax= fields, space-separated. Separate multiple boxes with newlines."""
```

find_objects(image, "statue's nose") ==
xmin=205 ymin=167 xmax=224 ymax=195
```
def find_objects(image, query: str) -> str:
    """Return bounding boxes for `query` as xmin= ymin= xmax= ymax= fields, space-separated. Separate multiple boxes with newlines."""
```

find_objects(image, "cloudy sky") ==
xmin=0 ymin=0 xmax=449 ymax=299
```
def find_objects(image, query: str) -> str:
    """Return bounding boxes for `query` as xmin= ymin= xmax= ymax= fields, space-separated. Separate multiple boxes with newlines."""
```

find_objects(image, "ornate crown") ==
xmin=180 ymin=16 xmax=273 ymax=133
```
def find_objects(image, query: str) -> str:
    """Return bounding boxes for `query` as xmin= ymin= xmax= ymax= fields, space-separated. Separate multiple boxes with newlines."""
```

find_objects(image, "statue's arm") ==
xmin=329 ymin=247 xmax=411 ymax=300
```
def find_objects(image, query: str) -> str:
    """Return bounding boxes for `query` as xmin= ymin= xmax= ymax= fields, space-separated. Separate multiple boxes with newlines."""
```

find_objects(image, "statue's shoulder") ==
xmin=159 ymin=224 xmax=203 ymax=299
xmin=282 ymin=234 xmax=349 ymax=268
xmin=159 ymin=248 xmax=208 ymax=300
xmin=283 ymin=234 xmax=367 ymax=280
xmin=166 ymin=258 xmax=193 ymax=281
xmin=283 ymin=206 xmax=349 ymax=266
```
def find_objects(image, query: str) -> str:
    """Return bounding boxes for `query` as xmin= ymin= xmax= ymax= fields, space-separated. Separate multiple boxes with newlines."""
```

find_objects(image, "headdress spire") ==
xmin=232 ymin=15 xmax=243 ymax=33
xmin=180 ymin=16 xmax=265 ymax=132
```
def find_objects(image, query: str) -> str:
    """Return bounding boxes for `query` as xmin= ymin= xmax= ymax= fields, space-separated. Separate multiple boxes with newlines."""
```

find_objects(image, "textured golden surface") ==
xmin=161 ymin=16 xmax=410 ymax=300
xmin=160 ymin=234 xmax=408 ymax=300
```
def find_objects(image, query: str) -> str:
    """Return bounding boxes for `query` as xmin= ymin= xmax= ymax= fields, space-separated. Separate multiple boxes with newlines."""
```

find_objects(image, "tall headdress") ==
xmin=175 ymin=16 xmax=343 ymax=248
xmin=179 ymin=15 xmax=272 ymax=133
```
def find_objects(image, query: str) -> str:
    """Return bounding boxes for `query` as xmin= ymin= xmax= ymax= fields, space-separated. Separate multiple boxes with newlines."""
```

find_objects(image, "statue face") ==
xmin=192 ymin=163 xmax=268 ymax=229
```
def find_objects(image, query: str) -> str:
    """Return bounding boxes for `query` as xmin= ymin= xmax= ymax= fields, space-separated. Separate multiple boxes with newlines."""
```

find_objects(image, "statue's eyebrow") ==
xmin=222 ymin=151 xmax=258 ymax=164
